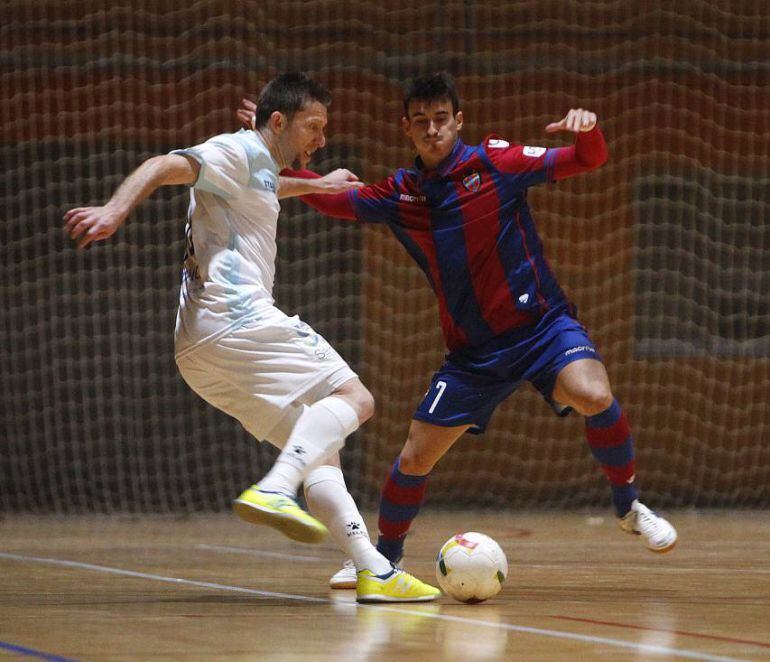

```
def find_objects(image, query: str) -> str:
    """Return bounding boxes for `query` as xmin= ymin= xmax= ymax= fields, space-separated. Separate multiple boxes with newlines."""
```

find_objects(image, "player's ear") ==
xmin=455 ymin=111 xmax=464 ymax=131
xmin=269 ymin=110 xmax=287 ymax=135
xmin=401 ymin=116 xmax=411 ymax=137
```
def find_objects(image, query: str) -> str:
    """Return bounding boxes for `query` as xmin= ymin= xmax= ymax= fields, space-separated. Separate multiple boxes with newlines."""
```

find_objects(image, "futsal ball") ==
xmin=436 ymin=532 xmax=508 ymax=603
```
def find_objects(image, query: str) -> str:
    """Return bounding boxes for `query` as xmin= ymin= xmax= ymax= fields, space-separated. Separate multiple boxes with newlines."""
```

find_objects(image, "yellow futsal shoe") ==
xmin=233 ymin=485 xmax=328 ymax=544
xmin=356 ymin=567 xmax=441 ymax=603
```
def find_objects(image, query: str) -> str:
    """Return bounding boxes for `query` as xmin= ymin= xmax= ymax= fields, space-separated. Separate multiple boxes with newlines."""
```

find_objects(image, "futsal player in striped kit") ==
xmin=265 ymin=71 xmax=677 ymax=588
xmin=64 ymin=73 xmax=440 ymax=603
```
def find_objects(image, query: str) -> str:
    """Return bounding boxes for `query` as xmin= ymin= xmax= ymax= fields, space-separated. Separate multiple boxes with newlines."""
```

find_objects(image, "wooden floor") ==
xmin=1 ymin=511 xmax=768 ymax=661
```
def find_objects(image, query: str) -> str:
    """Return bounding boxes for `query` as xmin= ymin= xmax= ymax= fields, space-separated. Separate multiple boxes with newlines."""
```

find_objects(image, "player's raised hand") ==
xmin=236 ymin=98 xmax=257 ymax=129
xmin=63 ymin=205 xmax=125 ymax=249
xmin=318 ymin=168 xmax=365 ymax=193
xmin=545 ymin=109 xmax=597 ymax=134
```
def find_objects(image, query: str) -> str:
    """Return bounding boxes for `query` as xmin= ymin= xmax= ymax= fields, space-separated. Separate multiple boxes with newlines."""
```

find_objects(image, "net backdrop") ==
xmin=2 ymin=1 xmax=768 ymax=513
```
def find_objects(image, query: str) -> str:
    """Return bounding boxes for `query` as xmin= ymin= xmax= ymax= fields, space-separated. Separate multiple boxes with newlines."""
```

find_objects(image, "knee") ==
xmin=335 ymin=381 xmax=375 ymax=424
xmin=398 ymin=450 xmax=430 ymax=475
xmin=398 ymin=442 xmax=434 ymax=476
xmin=575 ymin=385 xmax=614 ymax=417
xmin=356 ymin=389 xmax=375 ymax=424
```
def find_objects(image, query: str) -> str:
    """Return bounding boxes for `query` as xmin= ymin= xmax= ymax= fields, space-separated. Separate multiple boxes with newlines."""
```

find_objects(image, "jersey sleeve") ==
xmin=483 ymin=127 xmax=607 ymax=186
xmin=279 ymin=168 xmax=357 ymax=220
xmin=171 ymin=135 xmax=249 ymax=200
xmin=483 ymin=135 xmax=557 ymax=188
xmin=549 ymin=126 xmax=608 ymax=179
xmin=348 ymin=176 xmax=399 ymax=224
xmin=283 ymin=168 xmax=398 ymax=224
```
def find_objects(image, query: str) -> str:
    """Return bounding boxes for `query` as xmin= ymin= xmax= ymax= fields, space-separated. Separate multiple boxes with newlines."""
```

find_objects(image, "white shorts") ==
xmin=176 ymin=308 xmax=357 ymax=443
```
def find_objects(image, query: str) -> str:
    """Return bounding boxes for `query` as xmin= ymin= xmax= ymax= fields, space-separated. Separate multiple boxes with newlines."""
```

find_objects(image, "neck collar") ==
xmin=415 ymin=138 xmax=466 ymax=178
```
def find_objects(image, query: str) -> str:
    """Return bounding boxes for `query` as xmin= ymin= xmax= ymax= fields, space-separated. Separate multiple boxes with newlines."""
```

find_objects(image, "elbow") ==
xmin=597 ymin=143 xmax=609 ymax=167
xmin=593 ymin=148 xmax=609 ymax=170
xmin=591 ymin=130 xmax=610 ymax=169
xmin=578 ymin=126 xmax=609 ymax=170
xmin=580 ymin=146 xmax=608 ymax=171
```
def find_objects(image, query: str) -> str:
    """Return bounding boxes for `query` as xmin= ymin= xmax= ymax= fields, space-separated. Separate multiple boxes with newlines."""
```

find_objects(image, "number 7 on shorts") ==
xmin=428 ymin=380 xmax=448 ymax=414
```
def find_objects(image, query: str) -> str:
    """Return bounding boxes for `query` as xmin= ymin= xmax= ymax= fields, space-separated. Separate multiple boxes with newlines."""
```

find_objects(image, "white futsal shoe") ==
xmin=329 ymin=559 xmax=357 ymax=589
xmin=618 ymin=500 xmax=677 ymax=553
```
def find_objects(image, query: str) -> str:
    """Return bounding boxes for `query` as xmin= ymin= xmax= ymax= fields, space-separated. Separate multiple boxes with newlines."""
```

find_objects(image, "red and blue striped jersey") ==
xmin=293 ymin=127 xmax=607 ymax=351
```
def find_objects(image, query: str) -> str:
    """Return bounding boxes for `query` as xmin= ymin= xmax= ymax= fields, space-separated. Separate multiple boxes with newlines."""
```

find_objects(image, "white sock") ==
xmin=259 ymin=397 xmax=359 ymax=496
xmin=304 ymin=465 xmax=392 ymax=575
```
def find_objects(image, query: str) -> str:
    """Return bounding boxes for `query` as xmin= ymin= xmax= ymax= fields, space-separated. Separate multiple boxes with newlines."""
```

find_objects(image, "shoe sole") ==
xmin=232 ymin=499 xmax=327 ymax=544
xmin=329 ymin=579 xmax=357 ymax=589
xmin=356 ymin=593 xmax=439 ymax=603
xmin=618 ymin=523 xmax=678 ymax=554
xmin=649 ymin=539 xmax=677 ymax=554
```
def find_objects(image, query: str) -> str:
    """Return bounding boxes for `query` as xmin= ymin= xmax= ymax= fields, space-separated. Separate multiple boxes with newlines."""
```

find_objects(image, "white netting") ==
xmin=1 ymin=1 xmax=768 ymax=512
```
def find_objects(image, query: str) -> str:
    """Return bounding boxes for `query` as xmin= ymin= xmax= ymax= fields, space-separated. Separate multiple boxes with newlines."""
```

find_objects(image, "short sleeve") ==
xmin=482 ymin=135 xmax=558 ymax=188
xmin=349 ymin=176 xmax=400 ymax=224
xmin=171 ymin=135 xmax=249 ymax=200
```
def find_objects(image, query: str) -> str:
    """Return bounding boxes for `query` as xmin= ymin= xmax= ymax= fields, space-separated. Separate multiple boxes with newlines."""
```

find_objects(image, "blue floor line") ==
xmin=0 ymin=640 xmax=78 ymax=662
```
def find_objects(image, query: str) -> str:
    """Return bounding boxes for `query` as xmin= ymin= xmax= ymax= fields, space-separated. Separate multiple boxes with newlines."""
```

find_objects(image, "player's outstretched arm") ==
xmin=545 ymin=108 xmax=608 ymax=177
xmin=278 ymin=168 xmax=358 ymax=221
xmin=278 ymin=169 xmax=364 ymax=200
xmin=64 ymin=154 xmax=199 ymax=249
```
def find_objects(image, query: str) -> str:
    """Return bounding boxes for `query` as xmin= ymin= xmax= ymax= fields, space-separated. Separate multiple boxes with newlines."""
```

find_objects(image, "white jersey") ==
xmin=171 ymin=130 xmax=281 ymax=358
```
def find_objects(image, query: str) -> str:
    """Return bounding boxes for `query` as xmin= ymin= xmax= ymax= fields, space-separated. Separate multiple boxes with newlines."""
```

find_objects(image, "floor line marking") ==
xmin=0 ymin=550 xmax=747 ymax=662
xmin=551 ymin=616 xmax=770 ymax=649
xmin=0 ymin=639 xmax=78 ymax=661
xmin=501 ymin=541 xmax=770 ymax=548
xmin=350 ymin=604 xmax=746 ymax=662
xmin=0 ymin=551 xmax=327 ymax=604
xmin=520 ymin=564 xmax=770 ymax=575
xmin=194 ymin=543 xmax=324 ymax=562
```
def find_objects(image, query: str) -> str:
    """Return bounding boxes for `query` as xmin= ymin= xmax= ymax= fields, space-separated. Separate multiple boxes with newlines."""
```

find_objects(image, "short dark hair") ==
xmin=254 ymin=72 xmax=331 ymax=128
xmin=403 ymin=72 xmax=460 ymax=116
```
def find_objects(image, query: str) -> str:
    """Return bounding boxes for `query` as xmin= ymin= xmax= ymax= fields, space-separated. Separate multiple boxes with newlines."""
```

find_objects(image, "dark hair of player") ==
xmin=403 ymin=72 xmax=461 ymax=117
xmin=254 ymin=72 xmax=332 ymax=128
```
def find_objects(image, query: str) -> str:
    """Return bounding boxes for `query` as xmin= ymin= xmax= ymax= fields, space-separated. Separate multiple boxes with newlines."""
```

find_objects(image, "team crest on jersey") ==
xmin=462 ymin=171 xmax=481 ymax=192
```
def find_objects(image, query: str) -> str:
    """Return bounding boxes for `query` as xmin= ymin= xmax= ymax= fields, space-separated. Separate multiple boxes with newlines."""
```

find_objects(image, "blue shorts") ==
xmin=413 ymin=306 xmax=601 ymax=434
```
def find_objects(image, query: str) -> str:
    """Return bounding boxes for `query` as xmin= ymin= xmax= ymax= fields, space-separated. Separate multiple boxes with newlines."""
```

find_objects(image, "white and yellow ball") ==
xmin=436 ymin=532 xmax=508 ymax=603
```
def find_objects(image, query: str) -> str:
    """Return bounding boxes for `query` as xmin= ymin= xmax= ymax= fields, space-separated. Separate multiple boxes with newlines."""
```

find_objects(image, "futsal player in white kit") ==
xmin=64 ymin=72 xmax=439 ymax=603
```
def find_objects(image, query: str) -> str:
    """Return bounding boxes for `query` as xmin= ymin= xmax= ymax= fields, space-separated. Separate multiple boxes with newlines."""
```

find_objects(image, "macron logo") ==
xmin=565 ymin=345 xmax=596 ymax=356
xmin=399 ymin=193 xmax=426 ymax=203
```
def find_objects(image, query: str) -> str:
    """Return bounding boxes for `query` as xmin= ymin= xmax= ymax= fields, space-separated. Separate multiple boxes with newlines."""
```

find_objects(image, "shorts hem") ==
xmin=282 ymin=364 xmax=358 ymax=407
xmin=255 ymin=365 xmax=358 ymax=440
xmin=533 ymin=348 xmax=603 ymax=403
xmin=176 ymin=351 xmax=357 ymax=444
xmin=411 ymin=413 xmax=486 ymax=435
xmin=229 ymin=365 xmax=356 ymax=444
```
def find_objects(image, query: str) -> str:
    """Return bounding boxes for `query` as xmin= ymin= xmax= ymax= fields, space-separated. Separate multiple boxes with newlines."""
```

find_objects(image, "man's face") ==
xmin=402 ymin=97 xmax=463 ymax=169
xmin=279 ymin=100 xmax=328 ymax=168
